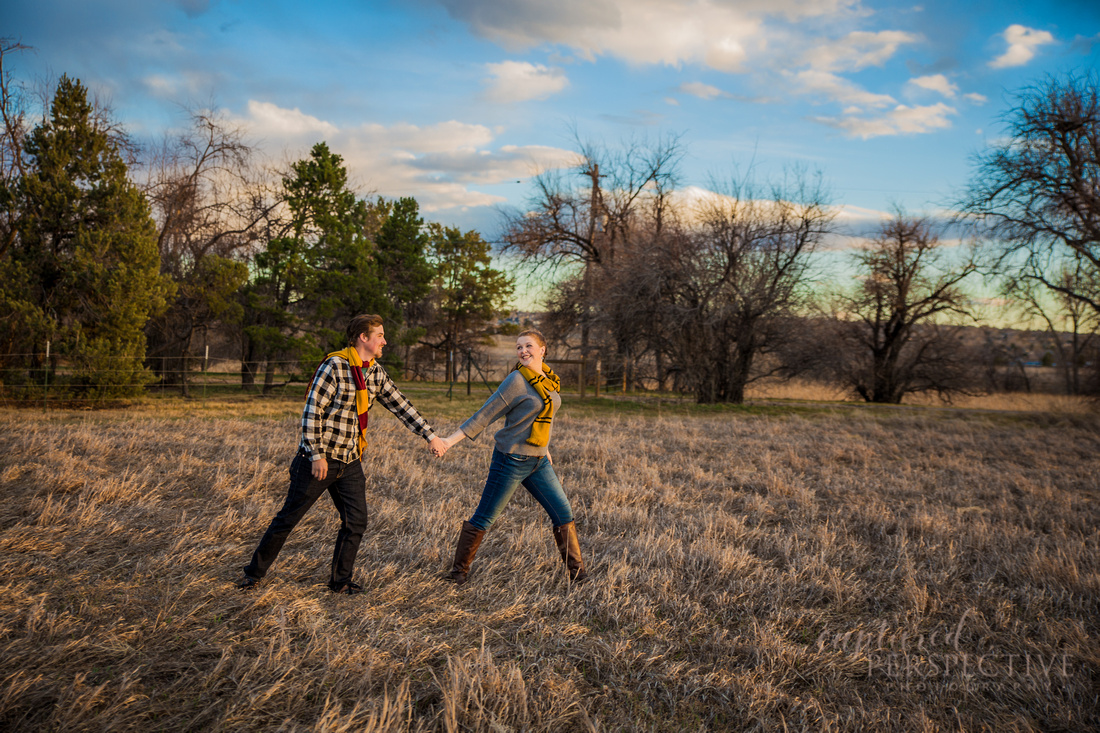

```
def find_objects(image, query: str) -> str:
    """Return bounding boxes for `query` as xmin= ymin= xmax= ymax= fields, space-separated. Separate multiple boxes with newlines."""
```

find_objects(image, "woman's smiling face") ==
xmin=516 ymin=335 xmax=545 ymax=367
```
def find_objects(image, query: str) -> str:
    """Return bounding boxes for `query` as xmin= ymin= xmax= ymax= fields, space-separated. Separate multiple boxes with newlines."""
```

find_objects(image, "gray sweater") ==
xmin=460 ymin=370 xmax=561 ymax=456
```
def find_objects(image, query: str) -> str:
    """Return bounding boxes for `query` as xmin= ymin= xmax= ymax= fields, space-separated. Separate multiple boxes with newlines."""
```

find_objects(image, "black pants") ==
xmin=243 ymin=451 xmax=368 ymax=590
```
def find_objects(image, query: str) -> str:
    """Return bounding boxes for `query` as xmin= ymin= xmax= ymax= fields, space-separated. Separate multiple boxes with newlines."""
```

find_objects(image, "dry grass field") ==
xmin=0 ymin=389 xmax=1097 ymax=731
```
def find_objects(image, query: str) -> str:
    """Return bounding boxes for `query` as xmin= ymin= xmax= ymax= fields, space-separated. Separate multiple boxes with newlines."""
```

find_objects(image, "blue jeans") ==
xmin=468 ymin=449 xmax=574 ymax=531
xmin=244 ymin=450 xmax=368 ymax=589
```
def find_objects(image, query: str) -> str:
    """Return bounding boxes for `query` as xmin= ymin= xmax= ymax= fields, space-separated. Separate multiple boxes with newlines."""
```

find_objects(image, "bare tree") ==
xmin=580 ymin=212 xmax=689 ymax=393
xmin=141 ymin=108 xmax=279 ymax=394
xmin=626 ymin=172 xmax=835 ymax=403
xmin=503 ymin=132 xmax=683 ymax=270
xmin=1004 ymin=256 xmax=1099 ymax=395
xmin=961 ymin=72 xmax=1100 ymax=319
xmin=502 ymin=133 xmax=684 ymax=387
xmin=832 ymin=213 xmax=977 ymax=403
xmin=0 ymin=39 xmax=31 ymax=260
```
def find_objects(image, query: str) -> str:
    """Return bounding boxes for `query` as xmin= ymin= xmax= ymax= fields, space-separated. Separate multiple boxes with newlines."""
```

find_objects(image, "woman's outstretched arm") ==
xmin=441 ymin=429 xmax=467 ymax=450
xmin=431 ymin=429 xmax=466 ymax=457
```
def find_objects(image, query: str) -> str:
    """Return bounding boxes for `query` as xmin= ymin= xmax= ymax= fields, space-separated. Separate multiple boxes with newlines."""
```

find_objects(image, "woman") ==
xmin=437 ymin=329 xmax=587 ymax=585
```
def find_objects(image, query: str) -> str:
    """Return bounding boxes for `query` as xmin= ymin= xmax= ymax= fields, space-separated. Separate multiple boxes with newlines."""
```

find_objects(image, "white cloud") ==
xmin=671 ymin=187 xmax=894 ymax=250
xmin=664 ymin=96 xmax=680 ymax=106
xmin=438 ymin=0 xmax=801 ymax=73
xmin=484 ymin=61 xmax=569 ymax=103
xmin=679 ymin=81 xmax=728 ymax=100
xmin=143 ymin=74 xmax=177 ymax=97
xmin=245 ymin=100 xmax=339 ymax=139
xmin=818 ymin=102 xmax=957 ymax=139
xmin=233 ymin=102 xmax=576 ymax=212
xmin=436 ymin=1 xmax=893 ymax=77
xmin=141 ymin=69 xmax=220 ymax=100
xmin=436 ymin=0 xmax=952 ymax=138
xmin=833 ymin=203 xmax=893 ymax=224
xmin=990 ymin=24 xmax=1055 ymax=69
xmin=963 ymin=92 xmax=988 ymax=104
xmin=348 ymin=120 xmax=496 ymax=154
xmin=788 ymin=70 xmax=896 ymax=108
xmin=405 ymin=144 xmax=578 ymax=185
xmin=780 ymin=31 xmax=918 ymax=114
xmin=434 ymin=0 xmax=910 ymax=81
xmin=438 ymin=0 xmax=862 ymax=55
xmin=908 ymin=74 xmax=958 ymax=98
xmin=801 ymin=30 xmax=920 ymax=72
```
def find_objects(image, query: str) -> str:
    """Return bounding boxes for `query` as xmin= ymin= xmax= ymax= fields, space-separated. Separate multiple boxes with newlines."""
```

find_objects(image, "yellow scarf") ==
xmin=328 ymin=347 xmax=373 ymax=455
xmin=517 ymin=362 xmax=560 ymax=447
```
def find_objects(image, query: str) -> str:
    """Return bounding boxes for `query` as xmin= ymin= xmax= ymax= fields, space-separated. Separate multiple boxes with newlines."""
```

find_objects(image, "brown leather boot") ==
xmin=445 ymin=520 xmax=485 ymax=586
xmin=552 ymin=521 xmax=588 ymax=582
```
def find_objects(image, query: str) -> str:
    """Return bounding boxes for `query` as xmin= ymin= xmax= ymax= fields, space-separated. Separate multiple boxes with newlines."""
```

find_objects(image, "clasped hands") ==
xmin=429 ymin=430 xmax=465 ymax=458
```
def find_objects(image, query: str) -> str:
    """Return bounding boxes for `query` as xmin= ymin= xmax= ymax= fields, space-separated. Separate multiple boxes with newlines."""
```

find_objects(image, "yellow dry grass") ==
xmin=0 ymin=394 xmax=1097 ymax=731
xmin=746 ymin=378 xmax=1097 ymax=414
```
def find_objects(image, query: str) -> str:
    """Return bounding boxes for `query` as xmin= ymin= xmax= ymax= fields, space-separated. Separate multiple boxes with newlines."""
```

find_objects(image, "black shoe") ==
xmin=330 ymin=581 xmax=362 ymax=595
xmin=237 ymin=575 xmax=261 ymax=591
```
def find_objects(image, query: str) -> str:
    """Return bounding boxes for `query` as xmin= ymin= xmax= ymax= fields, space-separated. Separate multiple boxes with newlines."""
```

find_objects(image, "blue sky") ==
xmin=7 ymin=0 xmax=1100 ymax=260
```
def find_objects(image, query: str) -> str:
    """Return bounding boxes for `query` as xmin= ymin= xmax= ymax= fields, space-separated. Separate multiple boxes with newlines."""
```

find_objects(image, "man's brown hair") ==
xmin=347 ymin=314 xmax=384 ymax=346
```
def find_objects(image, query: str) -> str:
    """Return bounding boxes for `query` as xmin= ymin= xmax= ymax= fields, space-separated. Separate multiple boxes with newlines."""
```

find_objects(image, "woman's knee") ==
xmin=548 ymin=502 xmax=574 ymax=526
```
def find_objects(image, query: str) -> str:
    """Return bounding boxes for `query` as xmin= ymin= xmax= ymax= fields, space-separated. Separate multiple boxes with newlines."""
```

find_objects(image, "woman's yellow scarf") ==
xmin=516 ymin=362 xmax=560 ymax=447
xmin=328 ymin=347 xmax=372 ymax=455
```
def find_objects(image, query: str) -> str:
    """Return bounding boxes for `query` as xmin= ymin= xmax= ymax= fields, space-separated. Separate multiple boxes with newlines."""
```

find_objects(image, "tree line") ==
xmin=500 ymin=73 xmax=1100 ymax=403
xmin=0 ymin=42 xmax=512 ymax=398
xmin=2 ymin=39 xmax=1097 ymax=404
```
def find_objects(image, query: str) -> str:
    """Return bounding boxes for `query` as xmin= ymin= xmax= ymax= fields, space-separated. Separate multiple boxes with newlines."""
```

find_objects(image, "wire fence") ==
xmin=0 ymin=348 xmax=607 ymax=408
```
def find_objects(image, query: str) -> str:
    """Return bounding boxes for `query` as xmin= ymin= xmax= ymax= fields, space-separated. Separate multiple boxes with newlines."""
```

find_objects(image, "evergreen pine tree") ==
xmin=242 ymin=142 xmax=390 ymax=391
xmin=375 ymin=196 xmax=434 ymax=362
xmin=1 ymin=75 xmax=170 ymax=397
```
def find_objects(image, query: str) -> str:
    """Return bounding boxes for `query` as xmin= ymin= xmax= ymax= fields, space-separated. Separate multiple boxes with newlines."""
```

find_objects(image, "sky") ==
xmin=6 ymin=0 xmax=1100 ymax=302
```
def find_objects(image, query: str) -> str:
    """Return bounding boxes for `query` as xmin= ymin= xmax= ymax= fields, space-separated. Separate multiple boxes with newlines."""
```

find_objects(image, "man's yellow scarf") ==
xmin=517 ymin=363 xmax=560 ymax=447
xmin=328 ymin=347 xmax=373 ymax=455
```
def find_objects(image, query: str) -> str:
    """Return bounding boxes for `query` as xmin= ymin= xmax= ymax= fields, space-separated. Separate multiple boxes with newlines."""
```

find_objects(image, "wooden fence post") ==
xmin=579 ymin=355 xmax=587 ymax=398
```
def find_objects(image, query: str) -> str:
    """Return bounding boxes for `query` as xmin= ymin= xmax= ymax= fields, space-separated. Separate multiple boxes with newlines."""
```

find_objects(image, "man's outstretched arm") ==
xmin=371 ymin=368 xmax=447 ymax=455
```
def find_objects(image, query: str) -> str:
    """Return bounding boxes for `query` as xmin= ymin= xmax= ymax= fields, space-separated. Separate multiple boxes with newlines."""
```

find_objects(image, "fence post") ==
xmin=203 ymin=344 xmax=209 ymax=404
xmin=466 ymin=351 xmax=472 ymax=396
xmin=579 ymin=355 xmax=586 ymax=398
xmin=595 ymin=357 xmax=601 ymax=398
xmin=44 ymin=340 xmax=50 ymax=411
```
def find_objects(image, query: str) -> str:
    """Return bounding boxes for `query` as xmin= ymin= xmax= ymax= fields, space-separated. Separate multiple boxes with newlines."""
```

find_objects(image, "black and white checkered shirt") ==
xmin=299 ymin=357 xmax=436 ymax=463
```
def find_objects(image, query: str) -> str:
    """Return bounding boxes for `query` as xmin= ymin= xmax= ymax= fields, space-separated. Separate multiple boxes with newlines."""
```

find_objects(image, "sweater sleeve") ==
xmin=459 ymin=374 xmax=518 ymax=440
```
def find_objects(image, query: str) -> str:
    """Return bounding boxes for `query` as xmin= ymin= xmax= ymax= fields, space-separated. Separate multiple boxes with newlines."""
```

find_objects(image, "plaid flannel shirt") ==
xmin=299 ymin=357 xmax=436 ymax=463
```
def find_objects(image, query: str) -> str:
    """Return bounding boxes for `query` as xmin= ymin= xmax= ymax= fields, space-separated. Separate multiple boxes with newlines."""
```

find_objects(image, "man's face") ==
xmin=359 ymin=326 xmax=386 ymax=361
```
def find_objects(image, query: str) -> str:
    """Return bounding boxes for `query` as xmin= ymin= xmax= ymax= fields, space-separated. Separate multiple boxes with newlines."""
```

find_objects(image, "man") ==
xmin=238 ymin=314 xmax=448 ymax=594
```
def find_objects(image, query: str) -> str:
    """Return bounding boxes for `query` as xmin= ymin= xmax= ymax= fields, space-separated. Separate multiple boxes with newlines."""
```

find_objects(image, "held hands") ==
xmin=430 ymin=430 xmax=466 ymax=458
xmin=429 ymin=436 xmax=448 ymax=458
